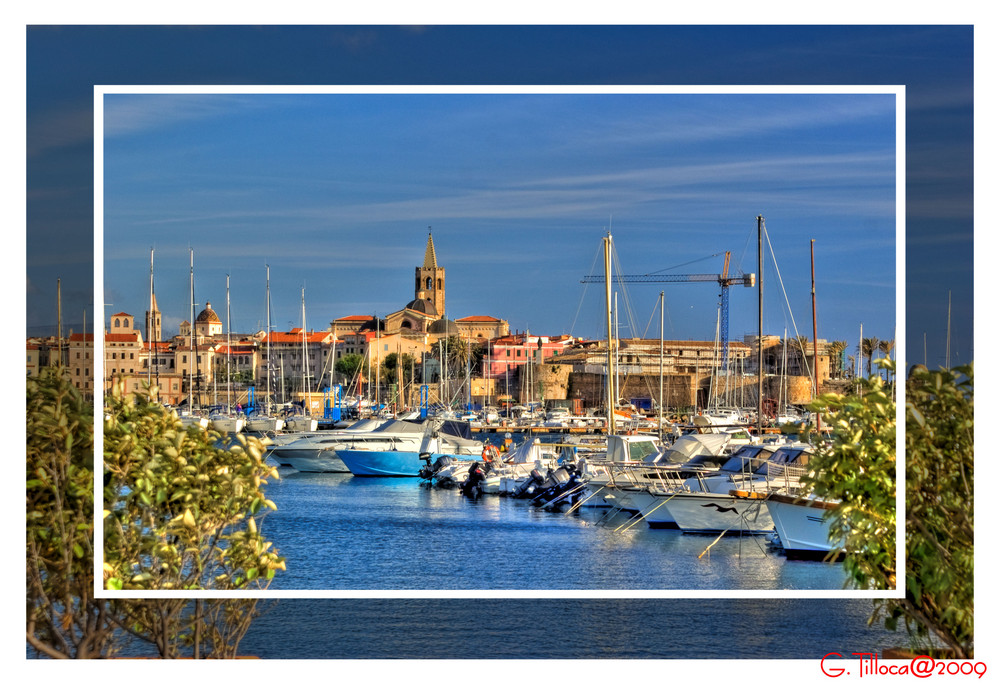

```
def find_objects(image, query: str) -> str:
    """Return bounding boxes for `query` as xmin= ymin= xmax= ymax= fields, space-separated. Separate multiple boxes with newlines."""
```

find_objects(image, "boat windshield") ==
xmin=720 ymin=456 xmax=770 ymax=473
xmin=629 ymin=439 xmax=661 ymax=461
xmin=767 ymin=447 xmax=812 ymax=465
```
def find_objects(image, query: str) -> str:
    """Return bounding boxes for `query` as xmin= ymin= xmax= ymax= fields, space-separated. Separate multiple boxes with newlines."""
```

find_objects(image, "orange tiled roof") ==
xmin=105 ymin=332 xmax=141 ymax=343
xmin=456 ymin=315 xmax=501 ymax=323
xmin=267 ymin=331 xmax=333 ymax=344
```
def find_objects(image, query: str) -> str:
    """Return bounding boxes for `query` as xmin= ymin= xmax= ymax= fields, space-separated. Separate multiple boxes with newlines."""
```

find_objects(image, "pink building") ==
xmin=483 ymin=333 xmax=576 ymax=379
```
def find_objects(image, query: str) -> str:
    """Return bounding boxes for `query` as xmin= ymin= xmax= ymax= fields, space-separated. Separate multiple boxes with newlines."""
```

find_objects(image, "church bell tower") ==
xmin=414 ymin=229 xmax=446 ymax=317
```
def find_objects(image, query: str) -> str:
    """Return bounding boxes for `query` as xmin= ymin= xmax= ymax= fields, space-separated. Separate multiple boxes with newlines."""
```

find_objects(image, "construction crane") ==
xmin=581 ymin=252 xmax=755 ymax=370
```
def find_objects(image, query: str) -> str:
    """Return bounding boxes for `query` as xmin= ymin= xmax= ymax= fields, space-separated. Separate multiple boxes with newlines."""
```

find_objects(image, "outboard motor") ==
xmin=461 ymin=461 xmax=486 ymax=499
xmin=418 ymin=454 xmax=453 ymax=481
xmin=531 ymin=464 xmax=584 ymax=509
xmin=512 ymin=467 xmax=547 ymax=499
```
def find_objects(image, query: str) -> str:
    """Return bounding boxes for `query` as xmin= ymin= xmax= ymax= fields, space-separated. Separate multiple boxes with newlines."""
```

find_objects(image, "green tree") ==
xmin=381 ymin=352 xmax=417 ymax=385
xmin=879 ymin=338 xmax=896 ymax=380
xmin=861 ymin=336 xmax=880 ymax=377
xmin=828 ymin=340 xmax=848 ymax=378
xmin=102 ymin=379 xmax=285 ymax=657
xmin=335 ymin=353 xmax=367 ymax=383
xmin=28 ymin=371 xmax=284 ymax=659
xmin=803 ymin=360 xmax=974 ymax=657
xmin=27 ymin=368 xmax=115 ymax=658
xmin=888 ymin=362 xmax=973 ymax=656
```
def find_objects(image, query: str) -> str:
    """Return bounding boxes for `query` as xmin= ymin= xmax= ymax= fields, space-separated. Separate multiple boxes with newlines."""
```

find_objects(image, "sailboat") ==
xmin=208 ymin=274 xmax=245 ymax=434
xmin=283 ymin=287 xmax=318 ymax=432
xmin=246 ymin=265 xmax=285 ymax=433
xmin=177 ymin=249 xmax=209 ymax=430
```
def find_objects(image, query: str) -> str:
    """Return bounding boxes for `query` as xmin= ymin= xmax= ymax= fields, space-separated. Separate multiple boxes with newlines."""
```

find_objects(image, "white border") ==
xmin=94 ymin=83 xmax=905 ymax=600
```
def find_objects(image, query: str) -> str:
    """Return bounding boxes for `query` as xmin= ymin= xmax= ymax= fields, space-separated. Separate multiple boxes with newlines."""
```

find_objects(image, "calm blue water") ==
xmin=233 ymin=464 xmax=897 ymax=658
xmin=261 ymin=468 xmax=847 ymax=591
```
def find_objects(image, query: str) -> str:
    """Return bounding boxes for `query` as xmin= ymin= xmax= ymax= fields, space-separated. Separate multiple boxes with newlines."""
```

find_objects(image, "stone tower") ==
xmin=414 ymin=229 xmax=445 ymax=317
xmin=145 ymin=292 xmax=162 ymax=342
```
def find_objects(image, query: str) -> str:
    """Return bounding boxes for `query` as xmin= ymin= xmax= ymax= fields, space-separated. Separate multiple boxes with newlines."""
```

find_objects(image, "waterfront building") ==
xmin=26 ymin=337 xmax=60 ymax=377
xmin=329 ymin=231 xmax=509 ymax=375
xmin=104 ymin=312 xmax=146 ymax=394
xmin=484 ymin=333 xmax=577 ymax=379
xmin=65 ymin=332 xmax=96 ymax=402
xmin=260 ymin=328 xmax=337 ymax=401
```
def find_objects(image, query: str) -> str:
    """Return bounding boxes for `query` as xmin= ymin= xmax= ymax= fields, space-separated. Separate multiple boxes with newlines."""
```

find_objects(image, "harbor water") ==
xmin=261 ymin=469 xmax=847 ymax=591
xmin=232 ymin=460 xmax=899 ymax=658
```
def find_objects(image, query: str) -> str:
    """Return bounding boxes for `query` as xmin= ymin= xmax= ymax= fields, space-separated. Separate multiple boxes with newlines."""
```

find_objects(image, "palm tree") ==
xmin=828 ymin=340 xmax=848 ymax=378
xmin=861 ymin=336 xmax=880 ymax=378
xmin=878 ymin=338 xmax=895 ymax=380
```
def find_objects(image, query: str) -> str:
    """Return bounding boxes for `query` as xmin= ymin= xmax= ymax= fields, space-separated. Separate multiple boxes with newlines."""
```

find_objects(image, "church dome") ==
xmin=405 ymin=298 xmax=438 ymax=317
xmin=196 ymin=302 xmax=221 ymax=324
xmin=429 ymin=318 xmax=459 ymax=335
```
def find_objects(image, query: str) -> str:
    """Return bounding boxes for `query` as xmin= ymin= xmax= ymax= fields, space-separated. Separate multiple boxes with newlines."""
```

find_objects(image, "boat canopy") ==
xmin=654 ymin=433 xmax=731 ymax=464
xmin=606 ymin=434 xmax=661 ymax=462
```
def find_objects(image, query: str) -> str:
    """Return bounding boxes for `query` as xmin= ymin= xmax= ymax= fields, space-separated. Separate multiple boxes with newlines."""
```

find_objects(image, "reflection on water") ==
xmin=261 ymin=467 xmax=849 ymax=592
xmin=241 ymin=598 xmax=894 ymax=659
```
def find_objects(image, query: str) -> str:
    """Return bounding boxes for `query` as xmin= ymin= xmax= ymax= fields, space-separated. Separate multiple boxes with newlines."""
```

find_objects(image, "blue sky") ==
xmin=101 ymin=90 xmax=897 ymax=353
xmin=25 ymin=26 xmax=973 ymax=370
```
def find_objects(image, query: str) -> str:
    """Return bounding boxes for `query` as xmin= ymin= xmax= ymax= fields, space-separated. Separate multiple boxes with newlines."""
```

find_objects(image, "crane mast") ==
xmin=581 ymin=251 xmax=755 ymax=370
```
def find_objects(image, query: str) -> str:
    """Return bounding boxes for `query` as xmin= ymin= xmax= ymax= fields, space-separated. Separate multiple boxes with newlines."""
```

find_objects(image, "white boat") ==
xmin=246 ymin=414 xmax=285 ymax=433
xmin=268 ymin=417 xmax=396 ymax=471
xmin=580 ymin=434 xmax=733 ymax=515
xmin=177 ymin=411 xmax=209 ymax=430
xmin=428 ymin=437 xmax=562 ymax=493
xmin=283 ymin=415 xmax=318 ymax=432
xmin=209 ymin=412 xmax=245 ymax=434
xmin=646 ymin=443 xmax=813 ymax=534
xmin=764 ymin=492 xmax=842 ymax=559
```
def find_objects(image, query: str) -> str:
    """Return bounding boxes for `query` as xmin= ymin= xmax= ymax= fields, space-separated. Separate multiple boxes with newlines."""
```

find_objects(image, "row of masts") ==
xmin=603 ymin=215 xmax=813 ymax=439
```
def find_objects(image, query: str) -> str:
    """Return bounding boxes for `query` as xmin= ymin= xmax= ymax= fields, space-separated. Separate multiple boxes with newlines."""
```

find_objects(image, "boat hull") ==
xmin=662 ymin=492 xmax=774 ymax=534
xmin=338 ymin=449 xmax=449 ymax=477
xmin=765 ymin=494 xmax=842 ymax=558
xmin=281 ymin=449 xmax=351 ymax=473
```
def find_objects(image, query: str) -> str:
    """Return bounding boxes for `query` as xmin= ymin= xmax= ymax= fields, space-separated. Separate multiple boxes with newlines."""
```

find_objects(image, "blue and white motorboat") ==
xmin=335 ymin=419 xmax=484 ymax=477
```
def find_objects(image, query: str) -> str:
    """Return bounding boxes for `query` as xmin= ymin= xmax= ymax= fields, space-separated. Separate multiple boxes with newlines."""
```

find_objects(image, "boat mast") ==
xmin=189 ymin=248 xmax=194 ymax=412
xmin=227 ymin=273 xmax=232 ymax=411
xmin=810 ymin=239 xmax=821 ymax=433
xmin=302 ymin=287 xmax=309 ymax=415
xmin=946 ymin=290 xmax=952 ymax=370
xmin=265 ymin=265 xmax=272 ymax=414
xmin=603 ymin=233 xmax=615 ymax=436
xmin=148 ymin=247 xmax=154 ymax=386
xmin=658 ymin=290 xmax=664 ymax=441
xmin=756 ymin=216 xmax=763 ymax=437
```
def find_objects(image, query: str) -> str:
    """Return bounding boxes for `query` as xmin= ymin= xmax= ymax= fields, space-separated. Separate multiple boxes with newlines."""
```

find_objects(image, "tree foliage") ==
xmin=27 ymin=369 xmax=286 ymax=658
xmin=803 ymin=359 xmax=974 ymax=657
xmin=889 ymin=362 xmax=974 ymax=656
xmin=103 ymin=379 xmax=285 ymax=593
xmin=802 ymin=361 xmax=897 ymax=591
xmin=335 ymin=353 xmax=366 ymax=382
xmin=27 ymin=368 xmax=114 ymax=658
